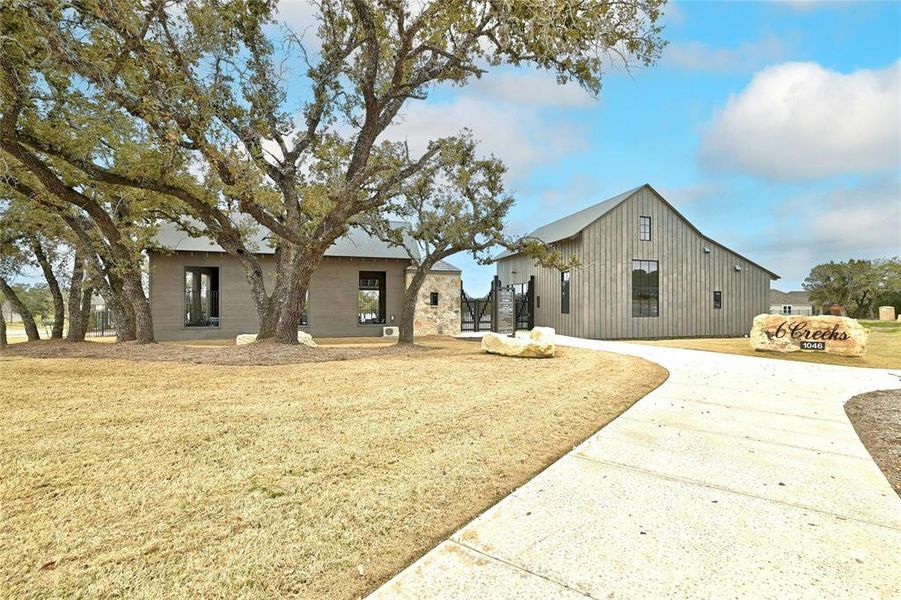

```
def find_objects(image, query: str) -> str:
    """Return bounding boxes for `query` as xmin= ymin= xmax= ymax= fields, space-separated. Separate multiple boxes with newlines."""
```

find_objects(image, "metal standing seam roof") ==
xmin=494 ymin=185 xmax=643 ymax=260
xmin=424 ymin=259 xmax=462 ymax=273
xmin=496 ymin=183 xmax=779 ymax=280
xmin=151 ymin=219 xmax=421 ymax=261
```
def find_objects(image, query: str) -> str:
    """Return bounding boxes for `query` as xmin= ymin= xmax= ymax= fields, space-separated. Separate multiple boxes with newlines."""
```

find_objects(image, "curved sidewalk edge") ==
xmin=368 ymin=336 xmax=901 ymax=600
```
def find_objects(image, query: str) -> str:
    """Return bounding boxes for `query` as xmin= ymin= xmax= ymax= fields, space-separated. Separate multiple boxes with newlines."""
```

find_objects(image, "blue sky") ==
xmin=353 ymin=0 xmax=899 ymax=294
xmin=17 ymin=1 xmax=897 ymax=298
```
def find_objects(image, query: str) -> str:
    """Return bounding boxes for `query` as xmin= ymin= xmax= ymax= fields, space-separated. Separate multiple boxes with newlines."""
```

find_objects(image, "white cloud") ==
xmin=664 ymin=35 xmax=790 ymax=73
xmin=381 ymin=95 xmax=589 ymax=181
xmin=660 ymin=182 xmax=725 ymax=206
xmin=700 ymin=60 xmax=901 ymax=180
xmin=273 ymin=0 xmax=320 ymax=50
xmin=741 ymin=175 xmax=901 ymax=286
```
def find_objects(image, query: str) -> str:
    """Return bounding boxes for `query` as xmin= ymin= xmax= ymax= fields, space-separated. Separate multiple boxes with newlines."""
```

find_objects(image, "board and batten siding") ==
xmin=496 ymin=187 xmax=772 ymax=339
xmin=149 ymin=251 xmax=408 ymax=340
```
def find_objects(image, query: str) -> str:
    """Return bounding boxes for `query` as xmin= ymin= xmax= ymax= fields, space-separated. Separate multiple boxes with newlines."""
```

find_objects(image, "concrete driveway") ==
xmin=370 ymin=336 xmax=901 ymax=599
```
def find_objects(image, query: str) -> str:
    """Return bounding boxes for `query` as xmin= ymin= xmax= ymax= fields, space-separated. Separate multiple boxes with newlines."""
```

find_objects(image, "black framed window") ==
xmin=358 ymin=271 xmax=386 ymax=324
xmin=300 ymin=290 xmax=309 ymax=326
xmin=429 ymin=292 xmax=439 ymax=306
xmin=184 ymin=266 xmax=220 ymax=327
xmin=560 ymin=271 xmax=570 ymax=314
xmin=713 ymin=290 xmax=722 ymax=310
xmin=631 ymin=260 xmax=659 ymax=317
xmin=639 ymin=216 xmax=652 ymax=241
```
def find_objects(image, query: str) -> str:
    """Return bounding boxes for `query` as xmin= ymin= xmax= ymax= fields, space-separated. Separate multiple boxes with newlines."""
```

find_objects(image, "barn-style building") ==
xmin=495 ymin=184 xmax=779 ymax=339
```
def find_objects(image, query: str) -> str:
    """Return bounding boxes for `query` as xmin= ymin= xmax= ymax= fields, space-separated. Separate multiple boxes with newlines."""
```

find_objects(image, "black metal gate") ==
xmin=462 ymin=276 xmax=533 ymax=332
xmin=86 ymin=306 xmax=114 ymax=338
xmin=511 ymin=277 xmax=535 ymax=331
xmin=461 ymin=288 xmax=493 ymax=332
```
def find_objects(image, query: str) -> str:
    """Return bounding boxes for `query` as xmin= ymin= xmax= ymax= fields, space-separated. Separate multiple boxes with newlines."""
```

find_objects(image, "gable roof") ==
xmin=495 ymin=185 xmax=643 ymax=259
xmin=769 ymin=290 xmax=812 ymax=304
xmin=151 ymin=219 xmax=421 ymax=261
xmin=431 ymin=259 xmax=462 ymax=273
xmin=498 ymin=183 xmax=779 ymax=280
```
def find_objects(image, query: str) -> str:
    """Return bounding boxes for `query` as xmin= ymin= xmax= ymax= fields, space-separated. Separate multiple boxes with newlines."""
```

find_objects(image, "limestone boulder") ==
xmin=878 ymin=306 xmax=896 ymax=321
xmin=749 ymin=314 xmax=866 ymax=357
xmin=529 ymin=327 xmax=556 ymax=344
xmin=482 ymin=331 xmax=554 ymax=358
xmin=236 ymin=331 xmax=317 ymax=347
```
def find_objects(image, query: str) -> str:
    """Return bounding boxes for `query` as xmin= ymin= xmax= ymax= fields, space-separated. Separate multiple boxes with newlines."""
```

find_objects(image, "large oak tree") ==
xmin=2 ymin=0 xmax=666 ymax=343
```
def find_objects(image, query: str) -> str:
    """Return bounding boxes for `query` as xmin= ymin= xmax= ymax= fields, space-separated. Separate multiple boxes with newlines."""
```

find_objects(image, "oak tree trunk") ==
xmin=240 ymin=256 xmax=277 ymax=341
xmin=104 ymin=278 xmax=137 ymax=342
xmin=29 ymin=237 xmax=65 ymax=339
xmin=66 ymin=250 xmax=89 ymax=342
xmin=273 ymin=243 xmax=319 ymax=344
xmin=80 ymin=285 xmax=93 ymax=334
xmin=0 ymin=311 xmax=6 ymax=347
xmin=0 ymin=277 xmax=40 ymax=341
xmin=398 ymin=265 xmax=433 ymax=345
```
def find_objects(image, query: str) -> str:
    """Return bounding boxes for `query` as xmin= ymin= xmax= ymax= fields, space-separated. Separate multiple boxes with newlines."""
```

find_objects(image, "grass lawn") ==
xmin=633 ymin=320 xmax=901 ymax=369
xmin=0 ymin=337 xmax=666 ymax=598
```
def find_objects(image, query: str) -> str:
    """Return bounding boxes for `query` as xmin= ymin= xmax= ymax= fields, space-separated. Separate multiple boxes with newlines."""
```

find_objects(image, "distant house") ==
xmin=149 ymin=221 xmax=461 ymax=341
xmin=769 ymin=290 xmax=821 ymax=316
xmin=1 ymin=300 xmax=23 ymax=324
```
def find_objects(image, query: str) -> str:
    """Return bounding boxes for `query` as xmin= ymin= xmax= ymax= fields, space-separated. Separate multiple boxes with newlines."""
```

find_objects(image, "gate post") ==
xmin=490 ymin=276 xmax=500 ymax=332
xmin=528 ymin=275 xmax=536 ymax=329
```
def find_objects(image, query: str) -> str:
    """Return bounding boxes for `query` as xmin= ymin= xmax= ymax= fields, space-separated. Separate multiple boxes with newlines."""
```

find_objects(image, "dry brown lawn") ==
xmin=632 ymin=325 xmax=901 ymax=370
xmin=0 ymin=337 xmax=666 ymax=599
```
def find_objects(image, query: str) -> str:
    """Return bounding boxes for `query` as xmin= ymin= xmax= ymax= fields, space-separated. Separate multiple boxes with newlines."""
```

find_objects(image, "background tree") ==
xmin=4 ymin=0 xmax=667 ymax=343
xmin=363 ymin=134 xmax=576 ymax=344
xmin=65 ymin=247 xmax=94 ymax=342
xmin=803 ymin=258 xmax=900 ymax=319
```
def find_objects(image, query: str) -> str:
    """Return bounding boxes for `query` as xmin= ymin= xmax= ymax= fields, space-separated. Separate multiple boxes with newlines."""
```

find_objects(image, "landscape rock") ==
xmin=236 ymin=331 xmax=317 ymax=347
xmin=482 ymin=330 xmax=554 ymax=358
xmin=749 ymin=314 xmax=866 ymax=357
xmin=529 ymin=327 xmax=556 ymax=344
xmin=878 ymin=306 xmax=896 ymax=321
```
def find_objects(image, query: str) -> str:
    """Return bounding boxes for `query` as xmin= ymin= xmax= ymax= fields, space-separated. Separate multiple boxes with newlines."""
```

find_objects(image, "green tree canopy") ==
xmin=2 ymin=0 xmax=667 ymax=342
xmin=803 ymin=258 xmax=901 ymax=319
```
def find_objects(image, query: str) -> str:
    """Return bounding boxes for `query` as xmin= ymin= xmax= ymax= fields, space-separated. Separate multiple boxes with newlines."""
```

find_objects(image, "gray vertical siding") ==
xmin=496 ymin=187 xmax=773 ymax=339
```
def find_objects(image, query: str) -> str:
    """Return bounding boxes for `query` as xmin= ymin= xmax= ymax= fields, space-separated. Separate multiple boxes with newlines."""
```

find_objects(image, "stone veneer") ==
xmin=406 ymin=268 xmax=462 ymax=337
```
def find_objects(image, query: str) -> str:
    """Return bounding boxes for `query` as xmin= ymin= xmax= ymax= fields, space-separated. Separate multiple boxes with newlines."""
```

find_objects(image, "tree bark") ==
xmin=0 ymin=310 xmax=6 ymax=347
xmin=273 ymin=243 xmax=320 ymax=344
xmin=29 ymin=237 xmax=65 ymax=339
xmin=0 ymin=277 xmax=40 ymax=341
xmin=66 ymin=249 xmax=89 ymax=342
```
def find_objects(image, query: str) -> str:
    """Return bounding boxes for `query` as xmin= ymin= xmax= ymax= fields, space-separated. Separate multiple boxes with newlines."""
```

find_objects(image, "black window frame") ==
xmin=358 ymin=271 xmax=386 ymax=325
xmin=639 ymin=216 xmax=652 ymax=241
xmin=300 ymin=289 xmax=309 ymax=326
xmin=560 ymin=270 xmax=570 ymax=314
xmin=713 ymin=290 xmax=722 ymax=310
xmin=429 ymin=291 xmax=439 ymax=306
xmin=631 ymin=259 xmax=659 ymax=318
xmin=184 ymin=266 xmax=220 ymax=327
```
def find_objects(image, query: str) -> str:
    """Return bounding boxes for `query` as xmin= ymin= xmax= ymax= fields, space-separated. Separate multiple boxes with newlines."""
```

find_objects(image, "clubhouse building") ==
xmin=495 ymin=184 xmax=779 ymax=339
xmin=149 ymin=223 xmax=461 ymax=341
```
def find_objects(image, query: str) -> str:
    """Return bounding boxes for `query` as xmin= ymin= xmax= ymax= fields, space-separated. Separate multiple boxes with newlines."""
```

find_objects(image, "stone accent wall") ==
xmin=407 ymin=268 xmax=462 ymax=337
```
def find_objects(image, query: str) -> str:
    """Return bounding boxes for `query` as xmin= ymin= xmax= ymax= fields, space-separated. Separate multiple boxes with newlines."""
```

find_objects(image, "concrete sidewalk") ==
xmin=370 ymin=337 xmax=901 ymax=599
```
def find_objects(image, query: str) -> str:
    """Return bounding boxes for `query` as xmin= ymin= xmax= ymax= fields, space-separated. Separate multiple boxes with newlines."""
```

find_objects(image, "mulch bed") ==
xmin=0 ymin=339 xmax=427 ymax=366
xmin=845 ymin=389 xmax=901 ymax=497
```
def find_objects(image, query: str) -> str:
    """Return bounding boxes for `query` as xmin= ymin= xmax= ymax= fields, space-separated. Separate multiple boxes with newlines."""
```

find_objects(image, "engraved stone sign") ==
xmin=749 ymin=314 xmax=867 ymax=357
